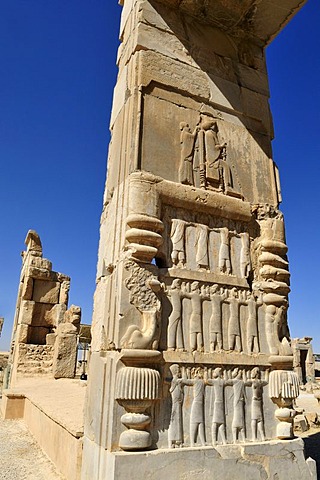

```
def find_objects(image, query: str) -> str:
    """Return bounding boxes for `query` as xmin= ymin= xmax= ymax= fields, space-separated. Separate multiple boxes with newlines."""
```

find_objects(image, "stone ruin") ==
xmin=6 ymin=230 xmax=81 ymax=387
xmin=292 ymin=337 xmax=316 ymax=387
xmin=80 ymin=1 xmax=316 ymax=479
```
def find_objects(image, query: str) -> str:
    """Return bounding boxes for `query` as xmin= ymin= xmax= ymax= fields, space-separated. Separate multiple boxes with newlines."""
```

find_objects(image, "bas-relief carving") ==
xmin=249 ymin=367 xmax=268 ymax=441
xmin=168 ymin=366 xmax=268 ymax=448
xmin=167 ymin=279 xmax=184 ymax=351
xmin=186 ymin=281 xmax=204 ymax=352
xmin=170 ymin=219 xmax=187 ymax=268
xmin=178 ymin=117 xmax=241 ymax=198
xmin=116 ymin=366 xmax=160 ymax=450
xmin=207 ymin=367 xmax=228 ymax=445
xmin=165 ymin=280 xmax=265 ymax=354
xmin=121 ymin=260 xmax=162 ymax=350
xmin=269 ymin=370 xmax=299 ymax=439
xmin=209 ymin=285 xmax=226 ymax=352
xmin=169 ymin=219 xmax=251 ymax=279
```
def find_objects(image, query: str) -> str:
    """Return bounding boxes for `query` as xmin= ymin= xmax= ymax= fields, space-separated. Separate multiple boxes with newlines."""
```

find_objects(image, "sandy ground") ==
xmin=0 ymin=418 xmax=65 ymax=480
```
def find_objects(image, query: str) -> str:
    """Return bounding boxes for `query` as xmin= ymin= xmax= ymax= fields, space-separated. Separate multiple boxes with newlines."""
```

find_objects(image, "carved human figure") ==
xmin=230 ymin=368 xmax=249 ymax=443
xmin=246 ymin=291 xmax=261 ymax=354
xmin=168 ymin=364 xmax=186 ymax=448
xmin=265 ymin=304 xmax=278 ymax=354
xmin=198 ymin=120 xmax=229 ymax=191
xmin=265 ymin=304 xmax=289 ymax=355
xmin=167 ymin=279 xmax=184 ymax=351
xmin=170 ymin=219 xmax=187 ymax=267
xmin=219 ymin=227 xmax=231 ymax=274
xmin=226 ymin=288 xmax=243 ymax=352
xmin=248 ymin=367 xmax=268 ymax=441
xmin=184 ymin=367 xmax=206 ymax=447
xmin=195 ymin=224 xmax=209 ymax=270
xmin=218 ymin=143 xmax=233 ymax=192
xmin=240 ymin=232 xmax=251 ymax=278
xmin=277 ymin=304 xmax=290 ymax=343
xmin=206 ymin=367 xmax=230 ymax=445
xmin=186 ymin=281 xmax=204 ymax=352
xmin=209 ymin=285 xmax=227 ymax=352
xmin=178 ymin=122 xmax=199 ymax=186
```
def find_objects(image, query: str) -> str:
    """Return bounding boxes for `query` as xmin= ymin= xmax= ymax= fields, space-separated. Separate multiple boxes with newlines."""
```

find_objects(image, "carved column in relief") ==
xmin=269 ymin=369 xmax=299 ymax=439
xmin=116 ymin=366 xmax=160 ymax=450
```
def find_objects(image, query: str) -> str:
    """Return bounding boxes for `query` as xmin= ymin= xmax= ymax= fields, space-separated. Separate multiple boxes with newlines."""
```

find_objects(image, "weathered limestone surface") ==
xmin=82 ymin=1 xmax=313 ymax=479
xmin=6 ymin=230 xmax=81 ymax=387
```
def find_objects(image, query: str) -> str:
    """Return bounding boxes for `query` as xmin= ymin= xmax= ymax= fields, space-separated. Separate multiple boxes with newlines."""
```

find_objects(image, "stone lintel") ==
xmin=145 ymin=0 xmax=308 ymax=46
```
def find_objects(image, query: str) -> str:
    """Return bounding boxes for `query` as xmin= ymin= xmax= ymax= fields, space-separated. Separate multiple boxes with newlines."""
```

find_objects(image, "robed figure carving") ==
xmin=179 ymin=123 xmax=199 ymax=186
xmin=178 ymin=118 xmax=236 ymax=193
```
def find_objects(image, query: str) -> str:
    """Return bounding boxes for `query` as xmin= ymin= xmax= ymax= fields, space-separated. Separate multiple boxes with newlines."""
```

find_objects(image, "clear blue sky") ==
xmin=0 ymin=1 xmax=319 ymax=352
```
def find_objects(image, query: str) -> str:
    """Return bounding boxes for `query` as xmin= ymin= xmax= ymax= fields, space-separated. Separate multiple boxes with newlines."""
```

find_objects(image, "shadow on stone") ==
xmin=303 ymin=432 xmax=320 ymax=476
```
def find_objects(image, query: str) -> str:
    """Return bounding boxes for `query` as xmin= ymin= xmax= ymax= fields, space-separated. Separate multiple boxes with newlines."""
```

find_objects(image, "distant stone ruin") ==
xmin=6 ymin=230 xmax=81 ymax=386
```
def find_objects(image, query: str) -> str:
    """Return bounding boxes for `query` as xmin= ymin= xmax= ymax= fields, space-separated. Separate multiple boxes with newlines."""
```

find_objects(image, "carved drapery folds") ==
xmin=166 ymin=280 xmax=262 ymax=354
xmin=116 ymin=366 xmax=160 ymax=450
xmin=169 ymin=219 xmax=251 ymax=278
xmin=178 ymin=117 xmax=242 ymax=198
xmin=168 ymin=365 xmax=268 ymax=447
xmin=269 ymin=370 xmax=299 ymax=439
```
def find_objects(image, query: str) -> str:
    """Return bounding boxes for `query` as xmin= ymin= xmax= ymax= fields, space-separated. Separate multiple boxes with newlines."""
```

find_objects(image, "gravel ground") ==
xmin=0 ymin=418 xmax=65 ymax=480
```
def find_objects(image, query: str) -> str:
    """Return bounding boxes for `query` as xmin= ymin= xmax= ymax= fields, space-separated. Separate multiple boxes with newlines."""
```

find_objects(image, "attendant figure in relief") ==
xmin=167 ymin=279 xmax=184 ymax=351
xmin=248 ymin=367 xmax=268 ymax=441
xmin=230 ymin=368 xmax=250 ymax=443
xmin=206 ymin=367 xmax=231 ymax=445
xmin=186 ymin=281 xmax=204 ymax=352
xmin=170 ymin=219 xmax=187 ymax=268
xmin=178 ymin=122 xmax=199 ymax=186
xmin=265 ymin=304 xmax=279 ymax=355
xmin=168 ymin=364 xmax=187 ymax=448
xmin=246 ymin=291 xmax=261 ymax=354
xmin=240 ymin=232 xmax=251 ymax=278
xmin=277 ymin=304 xmax=290 ymax=343
xmin=209 ymin=285 xmax=227 ymax=352
xmin=184 ymin=367 xmax=206 ymax=447
xmin=200 ymin=120 xmax=230 ymax=191
xmin=226 ymin=288 xmax=244 ymax=352
xmin=195 ymin=224 xmax=209 ymax=270
xmin=219 ymin=227 xmax=231 ymax=274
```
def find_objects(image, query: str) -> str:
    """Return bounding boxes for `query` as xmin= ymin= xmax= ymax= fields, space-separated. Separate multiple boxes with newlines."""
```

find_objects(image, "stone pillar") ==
xmin=7 ymin=230 xmax=79 ymax=386
xmin=82 ymin=2 xmax=314 ymax=479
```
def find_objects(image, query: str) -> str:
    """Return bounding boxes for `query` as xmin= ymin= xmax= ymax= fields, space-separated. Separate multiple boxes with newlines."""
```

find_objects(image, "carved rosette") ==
xmin=268 ymin=370 xmax=299 ymax=439
xmin=116 ymin=367 xmax=160 ymax=450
